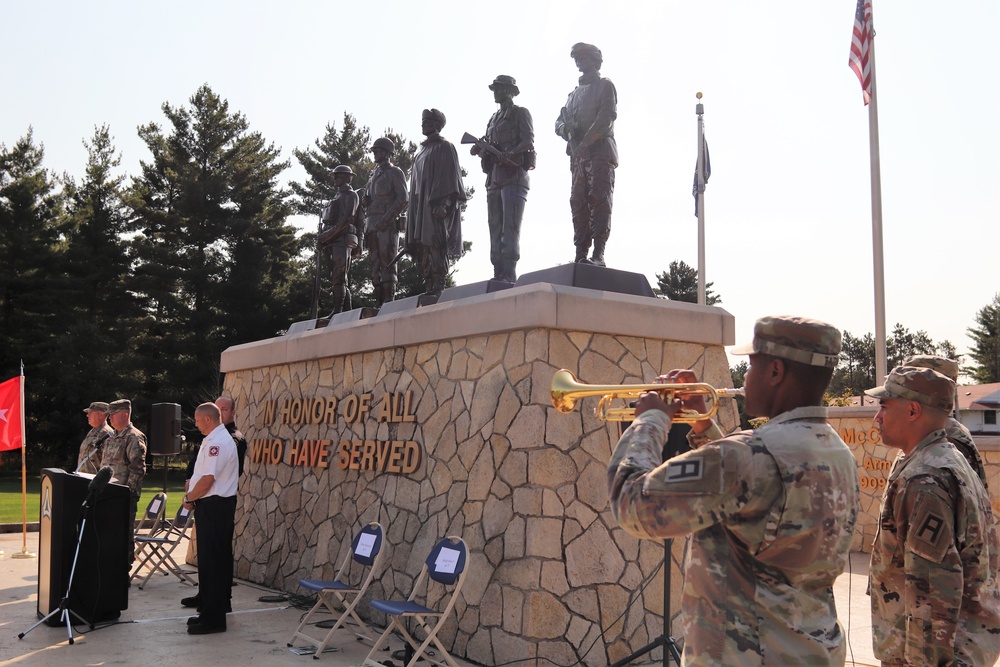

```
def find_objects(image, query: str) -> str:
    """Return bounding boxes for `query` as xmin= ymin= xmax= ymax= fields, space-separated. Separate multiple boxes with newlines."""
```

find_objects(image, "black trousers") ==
xmin=194 ymin=495 xmax=236 ymax=623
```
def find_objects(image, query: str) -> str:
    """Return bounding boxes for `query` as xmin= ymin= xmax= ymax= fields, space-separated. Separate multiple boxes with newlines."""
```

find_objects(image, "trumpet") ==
xmin=550 ymin=369 xmax=744 ymax=422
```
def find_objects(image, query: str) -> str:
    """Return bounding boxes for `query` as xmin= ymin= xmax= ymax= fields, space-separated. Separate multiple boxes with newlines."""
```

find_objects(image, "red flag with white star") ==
xmin=0 ymin=376 xmax=24 ymax=451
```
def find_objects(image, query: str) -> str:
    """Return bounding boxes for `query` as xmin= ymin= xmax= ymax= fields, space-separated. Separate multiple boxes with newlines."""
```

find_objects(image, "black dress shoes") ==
xmin=187 ymin=622 xmax=226 ymax=635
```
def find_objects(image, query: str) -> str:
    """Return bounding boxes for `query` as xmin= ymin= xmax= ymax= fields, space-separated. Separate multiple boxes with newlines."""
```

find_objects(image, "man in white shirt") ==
xmin=182 ymin=402 xmax=238 ymax=634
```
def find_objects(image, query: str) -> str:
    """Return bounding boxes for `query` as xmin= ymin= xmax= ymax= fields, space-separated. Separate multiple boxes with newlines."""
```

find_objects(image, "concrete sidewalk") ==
xmin=0 ymin=531 xmax=878 ymax=666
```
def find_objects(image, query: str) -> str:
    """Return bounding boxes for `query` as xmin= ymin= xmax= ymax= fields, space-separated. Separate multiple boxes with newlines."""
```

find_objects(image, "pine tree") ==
xmin=654 ymin=260 xmax=721 ymax=305
xmin=967 ymin=294 xmax=1000 ymax=383
xmin=0 ymin=128 xmax=65 ymax=459
xmin=128 ymin=85 xmax=299 ymax=405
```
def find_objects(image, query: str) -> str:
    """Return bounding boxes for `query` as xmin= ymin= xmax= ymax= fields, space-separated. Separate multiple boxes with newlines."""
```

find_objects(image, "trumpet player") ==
xmin=607 ymin=315 xmax=860 ymax=666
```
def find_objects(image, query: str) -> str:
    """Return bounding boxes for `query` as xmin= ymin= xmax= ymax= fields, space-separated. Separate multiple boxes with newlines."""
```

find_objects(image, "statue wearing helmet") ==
xmin=318 ymin=165 xmax=360 ymax=316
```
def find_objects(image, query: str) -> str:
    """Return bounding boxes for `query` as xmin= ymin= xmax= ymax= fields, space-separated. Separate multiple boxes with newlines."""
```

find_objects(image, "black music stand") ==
xmin=611 ymin=423 xmax=691 ymax=667
xmin=19 ymin=488 xmax=99 ymax=644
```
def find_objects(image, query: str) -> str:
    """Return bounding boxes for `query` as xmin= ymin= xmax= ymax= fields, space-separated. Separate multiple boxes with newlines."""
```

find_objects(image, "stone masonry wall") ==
xmin=224 ymin=327 xmax=738 ymax=666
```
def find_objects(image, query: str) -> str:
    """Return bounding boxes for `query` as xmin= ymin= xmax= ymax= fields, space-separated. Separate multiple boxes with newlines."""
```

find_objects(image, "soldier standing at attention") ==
xmin=471 ymin=75 xmax=533 ymax=283
xmin=103 ymin=399 xmax=147 ymax=564
xmin=555 ymin=42 xmax=617 ymax=267
xmin=865 ymin=367 xmax=1000 ymax=667
xmin=319 ymin=165 xmax=360 ymax=316
xmin=362 ymin=138 xmax=408 ymax=307
xmin=608 ymin=316 xmax=860 ymax=666
xmin=76 ymin=400 xmax=112 ymax=474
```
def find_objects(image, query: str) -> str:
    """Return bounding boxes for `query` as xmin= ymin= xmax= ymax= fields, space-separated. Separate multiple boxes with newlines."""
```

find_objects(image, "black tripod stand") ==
xmin=610 ymin=423 xmax=691 ymax=666
xmin=18 ymin=476 xmax=107 ymax=644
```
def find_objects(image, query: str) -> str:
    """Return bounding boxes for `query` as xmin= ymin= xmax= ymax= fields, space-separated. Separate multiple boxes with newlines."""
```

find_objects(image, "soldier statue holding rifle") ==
xmin=462 ymin=74 xmax=534 ymax=283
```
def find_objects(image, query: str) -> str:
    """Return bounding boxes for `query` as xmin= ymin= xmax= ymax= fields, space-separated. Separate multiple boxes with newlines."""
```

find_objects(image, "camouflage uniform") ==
xmin=866 ymin=367 xmax=1000 ymax=666
xmin=609 ymin=406 xmax=859 ymax=666
xmin=104 ymin=421 xmax=147 ymax=499
xmin=77 ymin=422 xmax=113 ymax=474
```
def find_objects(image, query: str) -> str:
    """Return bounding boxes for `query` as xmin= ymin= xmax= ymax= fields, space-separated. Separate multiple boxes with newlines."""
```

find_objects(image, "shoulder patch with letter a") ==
xmin=665 ymin=458 xmax=703 ymax=482
xmin=907 ymin=489 xmax=954 ymax=564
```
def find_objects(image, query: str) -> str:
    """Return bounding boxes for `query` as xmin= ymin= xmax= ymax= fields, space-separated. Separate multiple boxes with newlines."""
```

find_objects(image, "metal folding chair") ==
xmin=288 ymin=522 xmax=385 ymax=658
xmin=130 ymin=503 xmax=196 ymax=589
xmin=362 ymin=536 xmax=468 ymax=667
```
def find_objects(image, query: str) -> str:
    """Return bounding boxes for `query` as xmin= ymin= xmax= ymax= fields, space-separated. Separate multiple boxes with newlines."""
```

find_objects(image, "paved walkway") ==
xmin=0 ymin=531 xmax=879 ymax=666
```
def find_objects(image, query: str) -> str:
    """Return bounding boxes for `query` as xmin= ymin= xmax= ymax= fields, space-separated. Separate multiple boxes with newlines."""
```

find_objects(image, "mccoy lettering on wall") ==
xmin=249 ymin=391 xmax=422 ymax=474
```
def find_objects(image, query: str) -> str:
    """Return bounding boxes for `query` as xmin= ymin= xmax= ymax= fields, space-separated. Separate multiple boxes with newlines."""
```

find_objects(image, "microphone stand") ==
xmin=19 ymin=490 xmax=99 ymax=643
xmin=610 ymin=423 xmax=690 ymax=667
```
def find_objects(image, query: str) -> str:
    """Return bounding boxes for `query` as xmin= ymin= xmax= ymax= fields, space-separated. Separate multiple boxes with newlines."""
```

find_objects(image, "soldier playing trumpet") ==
xmin=607 ymin=316 xmax=860 ymax=666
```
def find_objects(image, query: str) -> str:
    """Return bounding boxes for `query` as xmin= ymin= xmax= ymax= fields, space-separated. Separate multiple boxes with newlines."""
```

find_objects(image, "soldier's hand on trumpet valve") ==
xmin=656 ymin=369 xmax=713 ymax=433
xmin=633 ymin=390 xmax=681 ymax=419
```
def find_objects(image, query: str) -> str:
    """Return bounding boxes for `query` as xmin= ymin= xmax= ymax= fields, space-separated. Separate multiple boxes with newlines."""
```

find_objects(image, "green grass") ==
xmin=0 ymin=470 xmax=188 ymax=524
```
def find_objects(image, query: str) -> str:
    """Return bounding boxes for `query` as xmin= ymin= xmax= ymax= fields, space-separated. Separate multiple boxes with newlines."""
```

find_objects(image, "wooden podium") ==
xmin=37 ymin=468 xmax=130 ymax=624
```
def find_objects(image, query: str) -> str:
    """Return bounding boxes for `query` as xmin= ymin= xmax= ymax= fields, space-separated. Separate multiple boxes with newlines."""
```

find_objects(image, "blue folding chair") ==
xmin=362 ymin=536 xmax=468 ymax=667
xmin=289 ymin=522 xmax=384 ymax=658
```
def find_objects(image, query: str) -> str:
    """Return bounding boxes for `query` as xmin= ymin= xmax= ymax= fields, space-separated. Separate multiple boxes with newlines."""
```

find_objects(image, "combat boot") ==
xmin=574 ymin=246 xmax=589 ymax=263
xmin=382 ymin=282 xmax=397 ymax=304
xmin=589 ymin=240 xmax=606 ymax=267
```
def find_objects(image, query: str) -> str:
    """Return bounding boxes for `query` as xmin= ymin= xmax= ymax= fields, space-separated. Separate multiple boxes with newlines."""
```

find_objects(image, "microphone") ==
xmin=88 ymin=466 xmax=113 ymax=496
xmin=95 ymin=432 xmax=111 ymax=448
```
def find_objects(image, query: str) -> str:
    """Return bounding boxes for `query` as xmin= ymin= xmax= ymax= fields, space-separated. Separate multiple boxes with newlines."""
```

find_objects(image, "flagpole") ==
xmin=12 ymin=361 xmax=35 ymax=559
xmin=867 ymin=13 xmax=887 ymax=383
xmin=696 ymin=92 xmax=706 ymax=306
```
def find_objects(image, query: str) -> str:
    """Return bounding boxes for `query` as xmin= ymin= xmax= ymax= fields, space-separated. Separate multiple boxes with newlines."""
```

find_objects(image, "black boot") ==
xmin=574 ymin=246 xmax=589 ymax=263
xmin=589 ymin=240 xmax=606 ymax=267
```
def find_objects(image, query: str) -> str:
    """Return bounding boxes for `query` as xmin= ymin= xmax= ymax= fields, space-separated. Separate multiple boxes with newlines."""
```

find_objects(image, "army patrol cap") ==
xmin=422 ymin=108 xmax=447 ymax=129
xmin=371 ymin=137 xmax=394 ymax=154
xmin=489 ymin=75 xmax=520 ymax=96
xmin=730 ymin=315 xmax=841 ymax=368
xmin=83 ymin=401 xmax=109 ymax=413
xmin=903 ymin=354 xmax=959 ymax=382
xmin=865 ymin=366 xmax=955 ymax=413
xmin=107 ymin=399 xmax=132 ymax=413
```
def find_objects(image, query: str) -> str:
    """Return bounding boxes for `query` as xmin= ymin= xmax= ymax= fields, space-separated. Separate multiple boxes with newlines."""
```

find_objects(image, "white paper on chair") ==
xmin=356 ymin=532 xmax=377 ymax=558
xmin=434 ymin=547 xmax=460 ymax=574
xmin=150 ymin=498 xmax=162 ymax=514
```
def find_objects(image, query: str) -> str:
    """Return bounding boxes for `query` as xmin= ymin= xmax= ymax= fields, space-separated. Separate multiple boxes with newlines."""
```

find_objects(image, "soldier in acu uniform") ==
xmin=866 ymin=366 xmax=1000 ymax=667
xmin=103 ymin=399 xmax=147 ymax=564
xmin=319 ymin=164 xmax=360 ymax=315
xmin=608 ymin=316 xmax=860 ymax=666
xmin=76 ymin=400 xmax=112 ymax=474
xmin=471 ymin=75 xmax=533 ymax=283
xmin=362 ymin=138 xmax=408 ymax=307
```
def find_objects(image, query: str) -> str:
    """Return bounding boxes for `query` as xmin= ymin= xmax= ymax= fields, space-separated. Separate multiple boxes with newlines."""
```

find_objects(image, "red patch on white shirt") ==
xmin=209 ymin=446 xmax=219 ymax=457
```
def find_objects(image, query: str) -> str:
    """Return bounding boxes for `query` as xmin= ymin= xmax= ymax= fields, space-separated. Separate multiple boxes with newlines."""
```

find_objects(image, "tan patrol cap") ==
xmin=730 ymin=315 xmax=841 ymax=368
xmin=903 ymin=354 xmax=959 ymax=382
xmin=864 ymin=366 xmax=955 ymax=413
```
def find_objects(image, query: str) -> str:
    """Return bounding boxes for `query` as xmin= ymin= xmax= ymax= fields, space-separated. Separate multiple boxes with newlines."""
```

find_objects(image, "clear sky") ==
xmin=3 ymin=0 xmax=998 ymax=369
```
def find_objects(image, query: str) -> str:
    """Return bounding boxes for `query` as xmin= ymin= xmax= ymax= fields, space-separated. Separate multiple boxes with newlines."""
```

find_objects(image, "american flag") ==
xmin=849 ymin=0 xmax=874 ymax=105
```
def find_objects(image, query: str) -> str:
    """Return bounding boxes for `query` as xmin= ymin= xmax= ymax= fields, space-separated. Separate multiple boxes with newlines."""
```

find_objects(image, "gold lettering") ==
xmin=269 ymin=439 xmax=284 ymax=464
xmin=376 ymin=440 xmax=391 ymax=472
xmin=349 ymin=440 xmax=363 ymax=469
xmin=387 ymin=441 xmax=405 ymax=473
xmin=377 ymin=396 xmax=392 ymax=422
xmin=316 ymin=440 xmax=331 ymax=468
xmin=262 ymin=401 xmax=275 ymax=425
xmin=401 ymin=441 xmax=421 ymax=473
xmin=337 ymin=441 xmax=351 ymax=470
xmin=358 ymin=393 xmax=372 ymax=422
xmin=279 ymin=398 xmax=292 ymax=424
xmin=343 ymin=395 xmax=359 ymax=423
xmin=359 ymin=440 xmax=375 ymax=470
xmin=324 ymin=397 xmax=337 ymax=424
xmin=402 ymin=391 xmax=416 ymax=422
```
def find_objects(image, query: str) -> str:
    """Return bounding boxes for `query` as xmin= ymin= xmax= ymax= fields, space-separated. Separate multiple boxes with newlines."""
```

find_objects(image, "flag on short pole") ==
xmin=849 ymin=0 xmax=874 ymax=104
xmin=692 ymin=138 xmax=711 ymax=216
xmin=0 ymin=375 xmax=24 ymax=451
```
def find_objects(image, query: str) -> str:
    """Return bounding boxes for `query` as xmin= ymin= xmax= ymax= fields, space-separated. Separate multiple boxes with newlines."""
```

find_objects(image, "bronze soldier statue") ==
xmin=405 ymin=109 xmax=466 ymax=298
xmin=362 ymin=138 xmax=408 ymax=306
xmin=318 ymin=164 xmax=360 ymax=315
xmin=555 ymin=42 xmax=618 ymax=267
xmin=469 ymin=75 xmax=534 ymax=283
